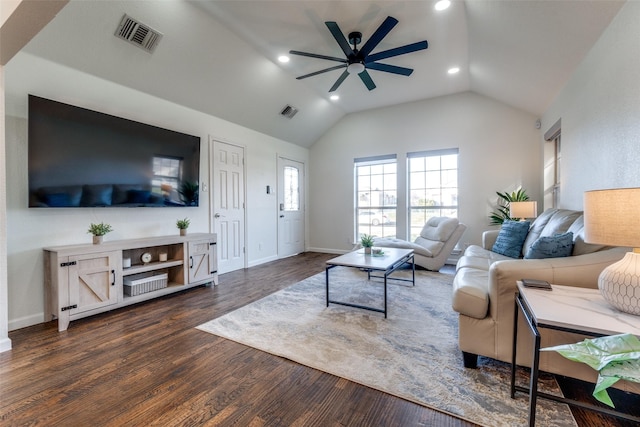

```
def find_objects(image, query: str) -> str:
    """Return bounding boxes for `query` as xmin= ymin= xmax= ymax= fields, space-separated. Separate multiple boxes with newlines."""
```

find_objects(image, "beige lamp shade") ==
xmin=509 ymin=201 xmax=538 ymax=219
xmin=584 ymin=188 xmax=640 ymax=247
xmin=584 ymin=188 xmax=640 ymax=316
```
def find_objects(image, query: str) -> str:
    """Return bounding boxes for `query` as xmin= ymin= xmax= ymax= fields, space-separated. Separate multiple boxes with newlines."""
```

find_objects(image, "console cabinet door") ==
xmin=68 ymin=251 xmax=120 ymax=316
xmin=188 ymin=239 xmax=217 ymax=284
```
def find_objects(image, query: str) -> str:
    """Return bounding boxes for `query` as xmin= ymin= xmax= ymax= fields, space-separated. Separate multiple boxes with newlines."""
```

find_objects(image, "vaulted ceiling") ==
xmin=9 ymin=0 xmax=624 ymax=147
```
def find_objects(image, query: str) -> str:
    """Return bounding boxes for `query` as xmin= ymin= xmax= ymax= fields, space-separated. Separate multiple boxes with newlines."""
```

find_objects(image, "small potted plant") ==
xmin=176 ymin=217 xmax=190 ymax=236
xmin=361 ymin=234 xmax=374 ymax=254
xmin=88 ymin=222 xmax=113 ymax=244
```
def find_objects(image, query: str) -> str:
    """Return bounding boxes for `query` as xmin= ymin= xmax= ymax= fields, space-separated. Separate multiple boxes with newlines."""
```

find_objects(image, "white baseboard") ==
xmin=306 ymin=247 xmax=348 ymax=255
xmin=0 ymin=337 xmax=12 ymax=353
xmin=9 ymin=313 xmax=44 ymax=332
xmin=247 ymin=255 xmax=279 ymax=268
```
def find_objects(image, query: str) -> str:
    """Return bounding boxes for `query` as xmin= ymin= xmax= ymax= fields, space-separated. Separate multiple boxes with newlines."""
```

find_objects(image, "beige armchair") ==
xmin=373 ymin=217 xmax=466 ymax=271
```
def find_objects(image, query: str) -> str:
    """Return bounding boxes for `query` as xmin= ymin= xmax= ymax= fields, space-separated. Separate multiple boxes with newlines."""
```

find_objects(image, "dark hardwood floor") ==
xmin=1 ymin=252 xmax=475 ymax=427
xmin=0 ymin=252 xmax=636 ymax=426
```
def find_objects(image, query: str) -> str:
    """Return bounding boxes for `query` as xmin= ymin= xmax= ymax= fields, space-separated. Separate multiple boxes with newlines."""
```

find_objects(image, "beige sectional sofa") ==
xmin=451 ymin=209 xmax=636 ymax=388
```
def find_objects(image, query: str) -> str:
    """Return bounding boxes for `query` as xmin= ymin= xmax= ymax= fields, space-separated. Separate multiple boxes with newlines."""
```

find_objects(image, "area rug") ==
xmin=197 ymin=267 xmax=576 ymax=427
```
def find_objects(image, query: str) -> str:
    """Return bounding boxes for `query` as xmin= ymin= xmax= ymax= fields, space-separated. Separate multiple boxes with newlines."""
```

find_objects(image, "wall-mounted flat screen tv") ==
xmin=28 ymin=95 xmax=200 ymax=208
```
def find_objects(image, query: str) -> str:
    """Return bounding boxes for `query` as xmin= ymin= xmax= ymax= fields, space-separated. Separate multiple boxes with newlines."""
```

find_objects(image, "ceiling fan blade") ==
xmin=296 ymin=64 xmax=347 ymax=80
xmin=365 ymin=62 xmax=413 ymax=76
xmin=289 ymin=50 xmax=347 ymax=64
xmin=329 ymin=70 xmax=350 ymax=92
xmin=325 ymin=21 xmax=354 ymax=57
xmin=359 ymin=16 xmax=399 ymax=58
xmin=365 ymin=40 xmax=428 ymax=63
xmin=358 ymin=70 xmax=377 ymax=91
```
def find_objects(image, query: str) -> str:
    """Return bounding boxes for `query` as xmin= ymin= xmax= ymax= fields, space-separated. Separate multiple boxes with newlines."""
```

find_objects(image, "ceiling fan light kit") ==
xmin=289 ymin=16 xmax=428 ymax=92
xmin=347 ymin=62 xmax=365 ymax=74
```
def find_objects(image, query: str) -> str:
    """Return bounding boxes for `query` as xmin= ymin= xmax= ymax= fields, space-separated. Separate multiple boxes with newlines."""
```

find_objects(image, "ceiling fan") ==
xmin=289 ymin=16 xmax=428 ymax=92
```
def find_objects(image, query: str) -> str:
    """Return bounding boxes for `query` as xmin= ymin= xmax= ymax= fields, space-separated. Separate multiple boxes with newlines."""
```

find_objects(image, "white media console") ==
xmin=44 ymin=233 xmax=217 ymax=331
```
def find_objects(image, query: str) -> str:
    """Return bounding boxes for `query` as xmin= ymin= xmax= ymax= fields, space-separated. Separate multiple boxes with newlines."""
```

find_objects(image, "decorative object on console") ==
xmin=360 ymin=234 xmax=374 ymax=254
xmin=87 ymin=222 xmax=113 ymax=244
xmin=177 ymin=217 xmax=190 ymax=236
xmin=509 ymin=201 xmax=538 ymax=221
xmin=141 ymin=252 xmax=152 ymax=264
xmin=123 ymin=257 xmax=132 ymax=268
xmin=584 ymin=188 xmax=640 ymax=315
xmin=159 ymin=253 xmax=168 ymax=262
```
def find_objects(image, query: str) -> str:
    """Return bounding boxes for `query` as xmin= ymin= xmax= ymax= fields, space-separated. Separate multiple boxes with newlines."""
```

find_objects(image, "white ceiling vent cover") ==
xmin=115 ymin=14 xmax=163 ymax=53
xmin=280 ymin=105 xmax=299 ymax=119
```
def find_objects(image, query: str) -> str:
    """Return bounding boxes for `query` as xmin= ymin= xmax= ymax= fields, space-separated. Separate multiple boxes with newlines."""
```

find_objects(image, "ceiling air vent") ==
xmin=115 ymin=14 xmax=163 ymax=53
xmin=280 ymin=105 xmax=299 ymax=119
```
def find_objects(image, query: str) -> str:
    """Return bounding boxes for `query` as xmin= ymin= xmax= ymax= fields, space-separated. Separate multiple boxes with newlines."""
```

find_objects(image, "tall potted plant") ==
xmin=488 ymin=188 xmax=530 ymax=225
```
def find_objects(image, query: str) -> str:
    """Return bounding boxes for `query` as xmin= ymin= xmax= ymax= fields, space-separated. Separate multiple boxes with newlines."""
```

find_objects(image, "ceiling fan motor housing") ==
xmin=348 ymin=31 xmax=362 ymax=46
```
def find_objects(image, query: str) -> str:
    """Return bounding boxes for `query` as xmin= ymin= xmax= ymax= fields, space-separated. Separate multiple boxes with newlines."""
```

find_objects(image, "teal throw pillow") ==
xmin=492 ymin=220 xmax=531 ymax=258
xmin=525 ymin=232 xmax=574 ymax=259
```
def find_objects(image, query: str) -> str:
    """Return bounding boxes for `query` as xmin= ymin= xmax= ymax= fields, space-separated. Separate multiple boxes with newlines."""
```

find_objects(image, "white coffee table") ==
xmin=325 ymin=248 xmax=414 ymax=318
xmin=511 ymin=282 xmax=640 ymax=426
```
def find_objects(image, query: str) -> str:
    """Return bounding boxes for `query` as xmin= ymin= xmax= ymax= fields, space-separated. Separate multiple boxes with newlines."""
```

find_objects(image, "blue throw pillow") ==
xmin=492 ymin=220 xmax=531 ymax=258
xmin=525 ymin=232 xmax=574 ymax=259
xmin=128 ymin=190 xmax=151 ymax=204
xmin=43 ymin=193 xmax=72 ymax=207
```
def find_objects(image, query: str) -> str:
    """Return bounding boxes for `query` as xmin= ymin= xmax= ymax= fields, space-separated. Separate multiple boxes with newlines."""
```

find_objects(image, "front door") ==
xmin=212 ymin=139 xmax=246 ymax=273
xmin=277 ymin=157 xmax=305 ymax=258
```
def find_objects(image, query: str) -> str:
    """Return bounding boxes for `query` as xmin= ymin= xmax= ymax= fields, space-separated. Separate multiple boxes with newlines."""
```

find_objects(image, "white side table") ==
xmin=511 ymin=282 xmax=640 ymax=426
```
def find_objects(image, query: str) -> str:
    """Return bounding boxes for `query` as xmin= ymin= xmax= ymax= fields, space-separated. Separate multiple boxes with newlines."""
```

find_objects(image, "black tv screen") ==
xmin=28 ymin=95 xmax=200 ymax=208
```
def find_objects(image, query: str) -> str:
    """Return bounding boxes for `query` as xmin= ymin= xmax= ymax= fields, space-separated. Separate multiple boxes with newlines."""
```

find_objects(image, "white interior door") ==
xmin=212 ymin=139 xmax=246 ymax=273
xmin=277 ymin=157 xmax=305 ymax=258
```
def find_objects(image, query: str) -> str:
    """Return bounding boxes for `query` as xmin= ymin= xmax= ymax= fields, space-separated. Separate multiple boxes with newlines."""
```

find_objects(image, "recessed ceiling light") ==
xmin=448 ymin=67 xmax=460 ymax=74
xmin=330 ymin=95 xmax=340 ymax=101
xmin=435 ymin=0 xmax=451 ymax=11
xmin=278 ymin=55 xmax=290 ymax=63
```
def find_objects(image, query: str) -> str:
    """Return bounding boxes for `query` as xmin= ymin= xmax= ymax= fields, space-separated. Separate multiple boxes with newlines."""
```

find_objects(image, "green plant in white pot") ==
xmin=361 ymin=234 xmax=374 ymax=254
xmin=88 ymin=222 xmax=113 ymax=244
xmin=177 ymin=217 xmax=190 ymax=236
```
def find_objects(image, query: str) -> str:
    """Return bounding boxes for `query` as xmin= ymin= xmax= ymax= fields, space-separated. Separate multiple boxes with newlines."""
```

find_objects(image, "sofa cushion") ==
xmin=567 ymin=216 xmax=610 ymax=255
xmin=128 ymin=189 xmax=151 ymax=204
xmin=37 ymin=185 xmax=83 ymax=207
xmin=420 ymin=217 xmax=459 ymax=242
xmin=42 ymin=192 xmax=72 ymax=207
xmin=491 ymin=220 xmax=530 ymax=258
xmin=522 ymin=209 xmax=582 ymax=257
xmin=452 ymin=268 xmax=490 ymax=319
xmin=81 ymin=184 xmax=113 ymax=207
xmin=525 ymin=232 xmax=574 ymax=259
xmin=457 ymin=245 xmax=513 ymax=271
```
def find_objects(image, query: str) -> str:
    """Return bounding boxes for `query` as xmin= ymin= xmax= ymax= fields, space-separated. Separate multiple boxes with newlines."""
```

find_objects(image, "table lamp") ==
xmin=509 ymin=201 xmax=538 ymax=220
xmin=584 ymin=188 xmax=640 ymax=315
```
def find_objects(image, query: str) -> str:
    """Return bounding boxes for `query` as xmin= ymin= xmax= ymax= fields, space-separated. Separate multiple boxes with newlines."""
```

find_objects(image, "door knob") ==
xmin=279 ymin=215 xmax=284 ymax=218
xmin=214 ymin=213 xmax=221 ymax=218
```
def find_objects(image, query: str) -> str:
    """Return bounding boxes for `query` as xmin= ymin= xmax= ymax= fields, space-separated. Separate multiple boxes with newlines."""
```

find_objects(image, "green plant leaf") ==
xmin=488 ymin=187 xmax=529 ymax=225
xmin=542 ymin=334 xmax=640 ymax=407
